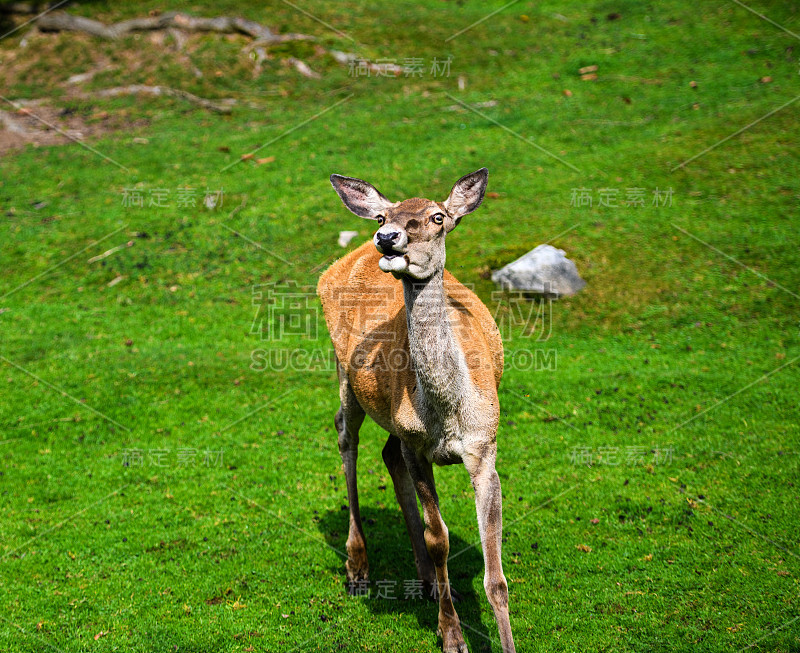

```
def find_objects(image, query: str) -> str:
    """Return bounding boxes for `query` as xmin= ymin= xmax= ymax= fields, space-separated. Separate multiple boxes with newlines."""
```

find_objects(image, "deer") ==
xmin=317 ymin=169 xmax=515 ymax=653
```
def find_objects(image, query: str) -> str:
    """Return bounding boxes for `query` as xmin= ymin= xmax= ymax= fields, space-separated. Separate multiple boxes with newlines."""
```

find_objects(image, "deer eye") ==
xmin=376 ymin=215 xmax=385 ymax=226
xmin=432 ymin=213 xmax=444 ymax=225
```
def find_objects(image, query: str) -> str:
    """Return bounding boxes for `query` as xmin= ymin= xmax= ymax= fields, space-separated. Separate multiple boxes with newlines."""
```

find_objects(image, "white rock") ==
xmin=491 ymin=244 xmax=586 ymax=297
xmin=338 ymin=230 xmax=359 ymax=248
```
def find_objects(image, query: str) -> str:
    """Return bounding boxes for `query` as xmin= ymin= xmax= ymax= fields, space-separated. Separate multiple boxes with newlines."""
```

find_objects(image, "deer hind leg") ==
xmin=465 ymin=449 xmax=516 ymax=653
xmin=381 ymin=434 xmax=437 ymax=592
xmin=402 ymin=443 xmax=467 ymax=653
xmin=335 ymin=361 xmax=367 ymax=588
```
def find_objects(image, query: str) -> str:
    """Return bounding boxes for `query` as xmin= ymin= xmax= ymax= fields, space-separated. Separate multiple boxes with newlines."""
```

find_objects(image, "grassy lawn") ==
xmin=1 ymin=0 xmax=798 ymax=651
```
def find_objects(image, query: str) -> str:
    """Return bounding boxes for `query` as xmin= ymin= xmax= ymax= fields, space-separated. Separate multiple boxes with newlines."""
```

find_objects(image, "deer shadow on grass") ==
xmin=318 ymin=505 xmax=495 ymax=652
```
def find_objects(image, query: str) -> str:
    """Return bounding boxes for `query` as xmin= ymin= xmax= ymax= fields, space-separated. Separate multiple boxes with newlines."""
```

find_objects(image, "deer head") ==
xmin=330 ymin=169 xmax=489 ymax=280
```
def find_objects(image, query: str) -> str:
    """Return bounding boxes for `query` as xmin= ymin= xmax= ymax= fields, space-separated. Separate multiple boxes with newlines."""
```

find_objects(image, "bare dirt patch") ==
xmin=0 ymin=103 xmax=149 ymax=156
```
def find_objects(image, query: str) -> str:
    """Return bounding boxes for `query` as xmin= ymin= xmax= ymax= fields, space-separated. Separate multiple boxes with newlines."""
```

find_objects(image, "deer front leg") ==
xmin=464 ymin=451 xmax=516 ymax=653
xmin=335 ymin=363 xmax=368 ymax=589
xmin=402 ymin=443 xmax=467 ymax=653
xmin=382 ymin=434 xmax=437 ymax=592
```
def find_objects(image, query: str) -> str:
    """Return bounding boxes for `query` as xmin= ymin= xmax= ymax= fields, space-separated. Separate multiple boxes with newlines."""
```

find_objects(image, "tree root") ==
xmin=0 ymin=2 xmax=64 ymax=15
xmin=5 ymin=9 xmax=389 ymax=83
xmin=36 ymin=10 xmax=315 ymax=45
xmin=8 ymin=85 xmax=235 ymax=114
xmin=85 ymin=85 xmax=234 ymax=114
xmin=0 ymin=9 xmax=394 ymax=121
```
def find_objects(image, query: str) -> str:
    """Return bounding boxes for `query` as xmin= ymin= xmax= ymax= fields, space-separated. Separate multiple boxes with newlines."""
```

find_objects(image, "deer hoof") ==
xmin=437 ymin=625 xmax=468 ymax=653
xmin=345 ymin=558 xmax=369 ymax=596
xmin=345 ymin=549 xmax=368 ymax=582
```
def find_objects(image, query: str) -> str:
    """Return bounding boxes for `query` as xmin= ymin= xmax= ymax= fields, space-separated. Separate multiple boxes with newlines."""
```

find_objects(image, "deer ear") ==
xmin=444 ymin=168 xmax=488 ymax=222
xmin=330 ymin=174 xmax=393 ymax=220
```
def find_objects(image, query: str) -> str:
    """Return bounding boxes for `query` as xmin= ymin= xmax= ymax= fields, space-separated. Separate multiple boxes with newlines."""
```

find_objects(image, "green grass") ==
xmin=1 ymin=0 xmax=799 ymax=651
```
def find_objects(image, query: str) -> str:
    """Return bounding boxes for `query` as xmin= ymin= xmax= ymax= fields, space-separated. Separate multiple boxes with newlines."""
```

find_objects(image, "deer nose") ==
xmin=376 ymin=231 xmax=399 ymax=251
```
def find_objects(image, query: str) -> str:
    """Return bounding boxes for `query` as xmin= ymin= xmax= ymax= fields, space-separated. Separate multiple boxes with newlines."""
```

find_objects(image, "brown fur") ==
xmin=320 ymin=169 xmax=516 ymax=653
xmin=318 ymin=240 xmax=503 ymax=435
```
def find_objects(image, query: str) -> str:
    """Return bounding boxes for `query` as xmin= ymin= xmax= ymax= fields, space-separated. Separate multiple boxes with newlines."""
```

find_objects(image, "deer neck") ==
xmin=401 ymin=269 xmax=469 ymax=411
